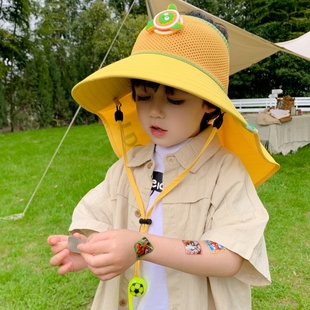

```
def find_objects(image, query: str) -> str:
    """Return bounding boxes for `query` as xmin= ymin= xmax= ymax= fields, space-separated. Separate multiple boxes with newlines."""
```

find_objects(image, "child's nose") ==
xmin=149 ymin=99 xmax=164 ymax=118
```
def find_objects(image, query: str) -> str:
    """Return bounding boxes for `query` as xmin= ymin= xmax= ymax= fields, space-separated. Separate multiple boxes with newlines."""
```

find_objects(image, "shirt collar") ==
xmin=126 ymin=126 xmax=222 ymax=172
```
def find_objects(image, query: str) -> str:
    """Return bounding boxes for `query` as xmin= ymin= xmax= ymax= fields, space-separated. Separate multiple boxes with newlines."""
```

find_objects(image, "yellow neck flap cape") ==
xmin=72 ymin=3 xmax=279 ymax=308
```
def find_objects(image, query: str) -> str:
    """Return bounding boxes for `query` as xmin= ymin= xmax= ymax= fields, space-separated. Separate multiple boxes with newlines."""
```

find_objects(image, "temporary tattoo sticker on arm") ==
xmin=182 ymin=240 xmax=202 ymax=255
xmin=205 ymin=240 xmax=226 ymax=253
xmin=134 ymin=237 xmax=154 ymax=259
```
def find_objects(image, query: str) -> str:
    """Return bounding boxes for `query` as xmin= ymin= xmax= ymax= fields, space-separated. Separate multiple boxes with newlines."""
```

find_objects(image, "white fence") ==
xmin=231 ymin=97 xmax=310 ymax=113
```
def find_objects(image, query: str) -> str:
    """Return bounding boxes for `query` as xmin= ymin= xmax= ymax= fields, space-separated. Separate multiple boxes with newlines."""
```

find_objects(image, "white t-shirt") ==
xmin=135 ymin=140 xmax=190 ymax=310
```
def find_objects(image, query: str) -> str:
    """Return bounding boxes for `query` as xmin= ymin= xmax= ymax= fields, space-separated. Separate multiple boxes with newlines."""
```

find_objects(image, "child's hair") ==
xmin=185 ymin=10 xmax=228 ymax=40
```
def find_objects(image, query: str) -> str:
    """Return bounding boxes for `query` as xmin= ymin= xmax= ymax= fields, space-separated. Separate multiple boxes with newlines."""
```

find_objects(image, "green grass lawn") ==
xmin=1 ymin=124 xmax=309 ymax=309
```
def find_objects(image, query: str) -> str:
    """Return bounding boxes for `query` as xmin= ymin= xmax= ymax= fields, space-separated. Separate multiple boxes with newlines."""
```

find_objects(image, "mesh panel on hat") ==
xmin=131 ymin=16 xmax=229 ymax=92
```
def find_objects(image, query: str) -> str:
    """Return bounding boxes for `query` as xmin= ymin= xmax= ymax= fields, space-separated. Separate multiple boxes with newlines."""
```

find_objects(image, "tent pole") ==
xmin=146 ymin=0 xmax=155 ymax=18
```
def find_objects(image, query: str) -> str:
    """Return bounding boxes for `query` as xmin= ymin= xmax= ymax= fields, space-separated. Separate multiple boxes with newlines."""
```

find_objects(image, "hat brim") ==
xmin=73 ymin=53 xmax=245 ymax=123
xmin=72 ymin=53 xmax=279 ymax=187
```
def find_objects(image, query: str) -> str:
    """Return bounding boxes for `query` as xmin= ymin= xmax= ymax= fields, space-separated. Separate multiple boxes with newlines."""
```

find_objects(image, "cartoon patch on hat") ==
xmin=146 ymin=4 xmax=184 ymax=35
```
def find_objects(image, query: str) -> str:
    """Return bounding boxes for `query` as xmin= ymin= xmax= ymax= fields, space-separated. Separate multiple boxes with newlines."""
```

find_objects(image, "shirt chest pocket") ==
xmin=162 ymin=186 xmax=212 ymax=240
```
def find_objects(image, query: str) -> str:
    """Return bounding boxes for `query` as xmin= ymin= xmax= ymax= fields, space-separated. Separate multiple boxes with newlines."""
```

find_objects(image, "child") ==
xmin=47 ymin=4 xmax=279 ymax=310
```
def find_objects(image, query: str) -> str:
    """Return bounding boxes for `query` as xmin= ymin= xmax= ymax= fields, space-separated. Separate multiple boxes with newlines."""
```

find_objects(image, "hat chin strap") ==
xmin=119 ymin=122 xmax=218 ymax=227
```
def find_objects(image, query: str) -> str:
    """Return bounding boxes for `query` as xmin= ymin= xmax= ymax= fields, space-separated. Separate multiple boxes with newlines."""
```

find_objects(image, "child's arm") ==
xmin=140 ymin=233 xmax=243 ymax=277
xmin=77 ymin=229 xmax=243 ymax=281
xmin=47 ymin=233 xmax=88 ymax=274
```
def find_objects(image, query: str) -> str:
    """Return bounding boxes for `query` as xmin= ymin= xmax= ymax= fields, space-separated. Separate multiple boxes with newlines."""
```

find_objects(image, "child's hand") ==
xmin=78 ymin=229 xmax=141 ymax=281
xmin=47 ymin=233 xmax=88 ymax=274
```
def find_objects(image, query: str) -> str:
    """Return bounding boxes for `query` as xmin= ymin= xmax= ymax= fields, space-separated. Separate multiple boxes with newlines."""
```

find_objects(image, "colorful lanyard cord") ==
xmin=114 ymin=100 xmax=222 ymax=309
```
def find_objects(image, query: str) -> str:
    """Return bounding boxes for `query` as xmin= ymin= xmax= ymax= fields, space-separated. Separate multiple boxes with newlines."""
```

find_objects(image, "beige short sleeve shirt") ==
xmin=69 ymin=127 xmax=270 ymax=310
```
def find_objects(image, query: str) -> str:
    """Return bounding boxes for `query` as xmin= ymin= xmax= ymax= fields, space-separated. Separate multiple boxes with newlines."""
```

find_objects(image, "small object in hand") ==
xmin=68 ymin=235 xmax=84 ymax=254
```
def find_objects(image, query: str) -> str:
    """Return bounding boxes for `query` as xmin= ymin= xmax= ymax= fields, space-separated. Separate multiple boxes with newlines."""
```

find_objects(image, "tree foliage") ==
xmin=106 ymin=0 xmax=147 ymax=16
xmin=0 ymin=81 xmax=7 ymax=128
xmin=0 ymin=0 xmax=309 ymax=131
xmin=228 ymin=0 xmax=310 ymax=98
xmin=0 ymin=0 xmax=31 ymax=130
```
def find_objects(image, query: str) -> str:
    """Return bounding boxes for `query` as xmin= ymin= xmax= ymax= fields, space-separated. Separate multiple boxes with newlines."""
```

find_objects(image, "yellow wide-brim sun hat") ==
xmin=72 ymin=7 xmax=279 ymax=187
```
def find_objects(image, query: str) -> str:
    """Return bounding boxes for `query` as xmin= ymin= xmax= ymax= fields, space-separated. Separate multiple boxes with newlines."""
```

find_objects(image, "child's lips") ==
xmin=150 ymin=125 xmax=167 ymax=137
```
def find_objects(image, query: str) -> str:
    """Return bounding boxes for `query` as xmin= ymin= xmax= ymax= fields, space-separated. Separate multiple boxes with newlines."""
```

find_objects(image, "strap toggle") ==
xmin=114 ymin=103 xmax=123 ymax=121
xmin=139 ymin=218 xmax=152 ymax=225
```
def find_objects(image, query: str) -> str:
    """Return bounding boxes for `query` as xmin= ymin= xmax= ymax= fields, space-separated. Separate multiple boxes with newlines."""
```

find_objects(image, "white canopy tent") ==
xmin=146 ymin=0 xmax=310 ymax=75
xmin=276 ymin=31 xmax=310 ymax=61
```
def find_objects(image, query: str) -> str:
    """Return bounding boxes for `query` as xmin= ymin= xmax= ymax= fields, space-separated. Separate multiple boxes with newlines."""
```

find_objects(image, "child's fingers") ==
xmin=81 ymin=252 xmax=107 ymax=268
xmin=50 ymin=240 xmax=69 ymax=255
xmin=47 ymin=235 xmax=67 ymax=245
xmin=47 ymin=235 xmax=59 ymax=245
xmin=57 ymin=261 xmax=74 ymax=275
xmin=72 ymin=232 xmax=87 ymax=242
xmin=49 ymin=248 xmax=70 ymax=267
xmin=78 ymin=240 xmax=106 ymax=255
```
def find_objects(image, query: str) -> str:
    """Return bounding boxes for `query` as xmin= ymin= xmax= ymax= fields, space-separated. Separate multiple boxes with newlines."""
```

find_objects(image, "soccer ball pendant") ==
xmin=128 ymin=277 xmax=147 ymax=297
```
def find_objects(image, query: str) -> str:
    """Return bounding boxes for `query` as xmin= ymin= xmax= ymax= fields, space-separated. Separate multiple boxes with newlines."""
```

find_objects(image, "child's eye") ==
xmin=168 ymin=98 xmax=184 ymax=105
xmin=137 ymin=95 xmax=151 ymax=101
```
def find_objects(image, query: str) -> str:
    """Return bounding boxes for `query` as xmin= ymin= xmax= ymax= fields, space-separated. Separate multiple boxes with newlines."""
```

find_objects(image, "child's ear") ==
xmin=203 ymin=104 xmax=217 ymax=114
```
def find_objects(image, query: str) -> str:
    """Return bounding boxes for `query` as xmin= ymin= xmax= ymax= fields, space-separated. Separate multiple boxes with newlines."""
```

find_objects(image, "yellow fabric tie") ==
xmin=117 ymin=120 xmax=218 ymax=277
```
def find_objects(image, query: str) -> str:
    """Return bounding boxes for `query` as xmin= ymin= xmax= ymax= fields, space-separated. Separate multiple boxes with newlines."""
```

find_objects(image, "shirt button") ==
xmin=146 ymin=162 xmax=153 ymax=169
xmin=119 ymin=299 xmax=127 ymax=307
xmin=135 ymin=210 xmax=141 ymax=218
xmin=168 ymin=157 xmax=175 ymax=163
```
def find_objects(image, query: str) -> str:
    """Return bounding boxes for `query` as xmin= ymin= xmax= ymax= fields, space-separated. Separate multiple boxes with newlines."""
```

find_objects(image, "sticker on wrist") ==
xmin=182 ymin=240 xmax=202 ymax=255
xmin=134 ymin=237 xmax=154 ymax=259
